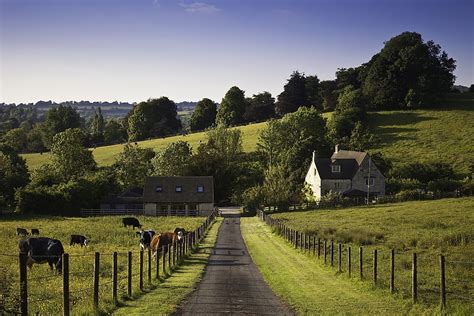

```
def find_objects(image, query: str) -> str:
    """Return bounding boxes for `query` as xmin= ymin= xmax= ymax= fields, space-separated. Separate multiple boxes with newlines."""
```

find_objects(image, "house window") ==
xmin=331 ymin=165 xmax=341 ymax=173
xmin=334 ymin=182 xmax=341 ymax=189
xmin=175 ymin=186 xmax=182 ymax=192
xmin=197 ymin=185 xmax=204 ymax=193
xmin=155 ymin=186 xmax=163 ymax=192
xmin=365 ymin=178 xmax=375 ymax=186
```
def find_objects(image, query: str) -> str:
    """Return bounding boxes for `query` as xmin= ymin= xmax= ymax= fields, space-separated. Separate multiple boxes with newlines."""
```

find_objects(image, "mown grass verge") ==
xmin=113 ymin=217 xmax=223 ymax=315
xmin=0 ymin=215 xmax=210 ymax=315
xmin=241 ymin=216 xmax=420 ymax=314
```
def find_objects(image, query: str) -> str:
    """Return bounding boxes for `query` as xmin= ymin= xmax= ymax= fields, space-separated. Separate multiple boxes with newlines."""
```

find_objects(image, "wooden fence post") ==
xmin=63 ymin=253 xmax=69 ymax=316
xmin=318 ymin=238 xmax=321 ymax=258
xmin=390 ymin=249 xmax=395 ymax=293
xmin=338 ymin=244 xmax=342 ymax=272
xmin=155 ymin=250 xmax=160 ymax=280
xmin=412 ymin=253 xmax=417 ymax=303
xmin=324 ymin=240 xmax=327 ymax=265
xmin=313 ymin=236 xmax=316 ymax=256
xmin=112 ymin=252 xmax=117 ymax=305
xmin=93 ymin=252 xmax=100 ymax=311
xmin=147 ymin=249 xmax=152 ymax=284
xmin=139 ymin=251 xmax=144 ymax=291
xmin=348 ymin=246 xmax=352 ymax=277
xmin=295 ymin=231 xmax=298 ymax=249
xmin=162 ymin=246 xmax=166 ymax=275
xmin=331 ymin=241 xmax=334 ymax=267
xmin=127 ymin=252 xmax=132 ymax=297
xmin=373 ymin=249 xmax=378 ymax=285
xmin=440 ymin=255 xmax=446 ymax=308
xmin=19 ymin=252 xmax=28 ymax=316
xmin=173 ymin=241 xmax=176 ymax=268
xmin=168 ymin=244 xmax=171 ymax=271
xmin=359 ymin=247 xmax=363 ymax=280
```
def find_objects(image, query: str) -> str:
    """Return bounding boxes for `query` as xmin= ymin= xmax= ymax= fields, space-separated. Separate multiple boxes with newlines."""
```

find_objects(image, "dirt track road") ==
xmin=174 ymin=209 xmax=293 ymax=315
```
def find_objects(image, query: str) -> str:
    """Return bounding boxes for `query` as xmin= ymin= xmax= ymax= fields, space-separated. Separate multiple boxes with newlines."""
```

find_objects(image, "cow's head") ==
xmin=174 ymin=228 xmax=186 ymax=242
xmin=137 ymin=230 xmax=155 ymax=250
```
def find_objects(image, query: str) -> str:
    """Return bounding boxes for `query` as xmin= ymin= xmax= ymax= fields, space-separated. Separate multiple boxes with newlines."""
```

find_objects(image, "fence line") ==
xmin=9 ymin=210 xmax=217 ymax=316
xmin=257 ymin=209 xmax=472 ymax=310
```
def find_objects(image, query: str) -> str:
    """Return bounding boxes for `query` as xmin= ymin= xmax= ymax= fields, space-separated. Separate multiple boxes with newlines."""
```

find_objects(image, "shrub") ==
xmin=395 ymin=189 xmax=421 ymax=201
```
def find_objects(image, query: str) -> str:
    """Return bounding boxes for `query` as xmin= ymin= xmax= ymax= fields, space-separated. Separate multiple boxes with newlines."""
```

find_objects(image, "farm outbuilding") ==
xmin=143 ymin=176 xmax=215 ymax=216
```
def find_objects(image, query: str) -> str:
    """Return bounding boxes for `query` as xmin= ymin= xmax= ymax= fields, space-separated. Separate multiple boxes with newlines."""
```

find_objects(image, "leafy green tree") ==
xmin=243 ymin=92 xmax=275 ymax=123
xmin=127 ymin=97 xmax=182 ymax=141
xmin=190 ymin=98 xmax=217 ymax=131
xmin=216 ymin=86 xmax=248 ymax=126
xmin=363 ymin=32 xmax=456 ymax=109
xmin=319 ymin=80 xmax=338 ymax=111
xmin=44 ymin=105 xmax=82 ymax=148
xmin=104 ymin=119 xmax=127 ymax=144
xmin=0 ymin=144 xmax=29 ymax=207
xmin=276 ymin=71 xmax=308 ymax=116
xmin=305 ymin=75 xmax=323 ymax=110
xmin=113 ymin=143 xmax=155 ymax=188
xmin=26 ymin=125 xmax=46 ymax=153
xmin=262 ymin=164 xmax=293 ymax=211
xmin=50 ymin=128 xmax=96 ymax=181
xmin=336 ymin=67 xmax=363 ymax=90
xmin=469 ymin=84 xmax=474 ymax=93
xmin=258 ymin=107 xmax=331 ymax=192
xmin=348 ymin=121 xmax=378 ymax=151
xmin=90 ymin=107 xmax=105 ymax=144
xmin=151 ymin=141 xmax=193 ymax=176
xmin=2 ymin=128 xmax=27 ymax=152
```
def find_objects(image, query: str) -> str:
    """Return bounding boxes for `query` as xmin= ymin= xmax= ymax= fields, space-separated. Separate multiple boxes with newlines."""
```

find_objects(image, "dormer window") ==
xmin=331 ymin=165 xmax=341 ymax=173
xmin=175 ymin=186 xmax=182 ymax=192
xmin=365 ymin=178 xmax=375 ymax=186
xmin=197 ymin=185 xmax=204 ymax=193
xmin=155 ymin=186 xmax=163 ymax=192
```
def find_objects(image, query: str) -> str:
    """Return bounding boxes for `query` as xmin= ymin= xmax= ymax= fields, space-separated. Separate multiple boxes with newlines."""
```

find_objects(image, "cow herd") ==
xmin=17 ymin=217 xmax=188 ymax=275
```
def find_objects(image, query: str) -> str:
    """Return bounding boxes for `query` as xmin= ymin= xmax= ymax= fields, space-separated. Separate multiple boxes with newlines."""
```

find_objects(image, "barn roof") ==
xmin=315 ymin=158 xmax=359 ymax=180
xmin=331 ymin=150 xmax=367 ymax=166
xmin=143 ymin=176 xmax=214 ymax=204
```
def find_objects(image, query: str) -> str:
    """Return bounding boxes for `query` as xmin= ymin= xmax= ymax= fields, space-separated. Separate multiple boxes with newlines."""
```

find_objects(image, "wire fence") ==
xmin=0 ymin=211 xmax=217 ymax=316
xmin=258 ymin=210 xmax=473 ymax=311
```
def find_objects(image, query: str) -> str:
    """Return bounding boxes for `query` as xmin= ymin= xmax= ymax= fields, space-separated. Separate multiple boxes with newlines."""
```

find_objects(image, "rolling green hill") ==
xmin=22 ymin=94 xmax=473 ymax=174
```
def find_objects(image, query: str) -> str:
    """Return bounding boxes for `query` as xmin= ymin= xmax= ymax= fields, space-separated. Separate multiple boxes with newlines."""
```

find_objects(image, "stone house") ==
xmin=99 ymin=187 xmax=144 ymax=212
xmin=143 ymin=176 xmax=214 ymax=216
xmin=305 ymin=146 xmax=385 ymax=201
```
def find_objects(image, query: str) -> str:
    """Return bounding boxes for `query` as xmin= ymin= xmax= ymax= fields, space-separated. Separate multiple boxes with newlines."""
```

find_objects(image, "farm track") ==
xmin=174 ymin=211 xmax=293 ymax=315
xmin=241 ymin=217 xmax=415 ymax=315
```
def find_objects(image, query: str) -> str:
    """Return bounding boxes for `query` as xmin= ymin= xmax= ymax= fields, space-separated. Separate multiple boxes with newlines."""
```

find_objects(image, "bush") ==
xmin=395 ymin=189 xmax=421 ymax=201
xmin=386 ymin=177 xmax=422 ymax=195
xmin=427 ymin=178 xmax=462 ymax=195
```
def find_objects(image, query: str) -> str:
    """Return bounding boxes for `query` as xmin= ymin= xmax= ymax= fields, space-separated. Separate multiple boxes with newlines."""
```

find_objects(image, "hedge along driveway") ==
xmin=240 ymin=217 xmax=421 ymax=315
xmin=113 ymin=217 xmax=223 ymax=315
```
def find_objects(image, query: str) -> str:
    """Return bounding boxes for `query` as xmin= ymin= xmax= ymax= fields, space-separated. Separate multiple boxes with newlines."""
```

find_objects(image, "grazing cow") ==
xmin=31 ymin=229 xmax=40 ymax=235
xmin=150 ymin=232 xmax=178 ymax=258
xmin=136 ymin=230 xmax=155 ymax=250
xmin=122 ymin=217 xmax=142 ymax=230
xmin=16 ymin=228 xmax=29 ymax=236
xmin=18 ymin=237 xmax=64 ymax=274
xmin=70 ymin=234 xmax=88 ymax=247
xmin=173 ymin=227 xmax=186 ymax=244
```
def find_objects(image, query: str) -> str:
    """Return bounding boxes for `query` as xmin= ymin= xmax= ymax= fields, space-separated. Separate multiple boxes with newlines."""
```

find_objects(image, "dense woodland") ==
xmin=1 ymin=31 xmax=473 ymax=213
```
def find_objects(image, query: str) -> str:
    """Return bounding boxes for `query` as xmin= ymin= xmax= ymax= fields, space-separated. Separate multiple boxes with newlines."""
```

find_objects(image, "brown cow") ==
xmin=150 ymin=232 xmax=177 ymax=258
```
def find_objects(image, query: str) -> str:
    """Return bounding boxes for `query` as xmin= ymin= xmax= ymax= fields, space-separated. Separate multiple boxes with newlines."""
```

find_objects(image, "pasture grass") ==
xmin=270 ymin=197 xmax=474 ymax=313
xmin=0 ymin=215 xmax=210 ymax=315
xmin=240 ymin=216 xmax=420 ymax=314
xmin=113 ymin=217 xmax=222 ymax=315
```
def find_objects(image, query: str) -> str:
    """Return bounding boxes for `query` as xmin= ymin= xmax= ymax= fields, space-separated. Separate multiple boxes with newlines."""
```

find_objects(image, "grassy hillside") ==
xmin=0 ymin=215 xmax=208 ymax=315
xmin=368 ymin=93 xmax=474 ymax=174
xmin=271 ymin=197 xmax=474 ymax=312
xmin=22 ymin=94 xmax=473 ymax=174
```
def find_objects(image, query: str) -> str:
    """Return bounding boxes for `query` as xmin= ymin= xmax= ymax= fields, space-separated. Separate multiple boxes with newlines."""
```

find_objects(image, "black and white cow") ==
xmin=173 ymin=227 xmax=186 ymax=244
xmin=16 ymin=228 xmax=29 ymax=236
xmin=70 ymin=234 xmax=88 ymax=247
xmin=31 ymin=229 xmax=40 ymax=235
xmin=18 ymin=237 xmax=64 ymax=274
xmin=122 ymin=217 xmax=142 ymax=230
xmin=136 ymin=230 xmax=155 ymax=250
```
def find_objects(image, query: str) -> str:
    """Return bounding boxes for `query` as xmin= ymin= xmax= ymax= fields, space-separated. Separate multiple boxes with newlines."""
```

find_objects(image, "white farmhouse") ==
xmin=305 ymin=146 xmax=385 ymax=201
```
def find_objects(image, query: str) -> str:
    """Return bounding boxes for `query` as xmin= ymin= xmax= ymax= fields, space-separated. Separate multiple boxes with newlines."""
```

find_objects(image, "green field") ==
xmin=269 ymin=197 xmax=474 ymax=313
xmin=0 ymin=215 xmax=210 ymax=315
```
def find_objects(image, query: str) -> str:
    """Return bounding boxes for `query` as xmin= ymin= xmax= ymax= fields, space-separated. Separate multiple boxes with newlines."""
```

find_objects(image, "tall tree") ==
xmin=276 ymin=71 xmax=308 ymax=116
xmin=43 ymin=105 xmax=82 ymax=148
xmin=305 ymin=75 xmax=323 ymax=111
xmin=152 ymin=141 xmax=193 ymax=176
xmin=90 ymin=107 xmax=105 ymax=143
xmin=0 ymin=144 xmax=29 ymax=207
xmin=50 ymin=128 xmax=96 ymax=181
xmin=113 ymin=143 xmax=155 ymax=188
xmin=104 ymin=119 xmax=127 ymax=144
xmin=319 ymin=80 xmax=338 ymax=111
xmin=363 ymin=32 xmax=456 ymax=109
xmin=127 ymin=97 xmax=182 ymax=141
xmin=216 ymin=86 xmax=247 ymax=127
xmin=1 ymin=128 xmax=27 ymax=152
xmin=243 ymin=92 xmax=275 ymax=123
xmin=190 ymin=98 xmax=217 ymax=131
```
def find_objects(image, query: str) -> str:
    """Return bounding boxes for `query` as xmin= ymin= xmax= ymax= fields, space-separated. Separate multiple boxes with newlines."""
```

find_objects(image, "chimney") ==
xmin=312 ymin=151 xmax=316 ymax=162
xmin=335 ymin=144 xmax=339 ymax=153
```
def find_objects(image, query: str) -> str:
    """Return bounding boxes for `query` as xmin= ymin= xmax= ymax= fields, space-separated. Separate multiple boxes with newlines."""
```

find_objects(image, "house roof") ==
xmin=101 ymin=187 xmax=143 ymax=205
xmin=315 ymin=158 xmax=359 ymax=179
xmin=143 ymin=176 xmax=214 ymax=204
xmin=331 ymin=150 xmax=367 ymax=166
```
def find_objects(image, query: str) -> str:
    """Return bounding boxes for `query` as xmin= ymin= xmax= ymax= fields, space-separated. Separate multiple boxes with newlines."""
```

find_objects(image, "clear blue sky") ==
xmin=1 ymin=0 xmax=472 ymax=104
